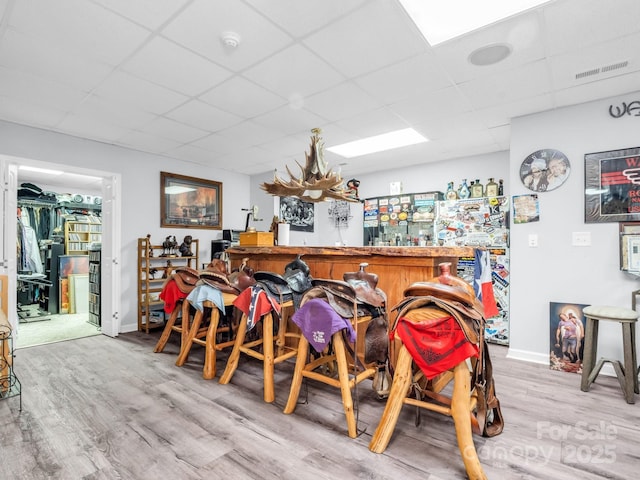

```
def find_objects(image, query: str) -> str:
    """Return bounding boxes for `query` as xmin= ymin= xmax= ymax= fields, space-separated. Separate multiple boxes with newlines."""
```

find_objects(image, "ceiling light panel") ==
xmin=327 ymin=128 xmax=428 ymax=158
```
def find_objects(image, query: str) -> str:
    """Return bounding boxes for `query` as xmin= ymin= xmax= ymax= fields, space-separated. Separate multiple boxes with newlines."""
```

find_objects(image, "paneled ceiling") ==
xmin=2 ymin=0 xmax=640 ymax=188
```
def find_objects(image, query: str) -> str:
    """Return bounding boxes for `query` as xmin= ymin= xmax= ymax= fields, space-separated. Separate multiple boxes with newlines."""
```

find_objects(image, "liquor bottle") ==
xmin=446 ymin=182 xmax=457 ymax=200
xmin=498 ymin=179 xmax=504 ymax=196
xmin=470 ymin=178 xmax=484 ymax=198
xmin=486 ymin=177 xmax=499 ymax=197
xmin=458 ymin=179 xmax=470 ymax=199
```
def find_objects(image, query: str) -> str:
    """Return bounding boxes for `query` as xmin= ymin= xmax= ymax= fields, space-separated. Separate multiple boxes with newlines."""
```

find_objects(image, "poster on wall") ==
xmin=585 ymin=146 xmax=640 ymax=223
xmin=512 ymin=194 xmax=539 ymax=224
xmin=549 ymin=302 xmax=589 ymax=374
xmin=279 ymin=196 xmax=314 ymax=232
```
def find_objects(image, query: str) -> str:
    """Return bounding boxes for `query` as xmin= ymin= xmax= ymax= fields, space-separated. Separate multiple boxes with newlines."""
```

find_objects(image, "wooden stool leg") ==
xmin=180 ymin=300 xmax=191 ymax=349
xmin=219 ymin=313 xmax=248 ymax=385
xmin=203 ymin=309 xmax=221 ymax=380
xmin=369 ymin=345 xmax=413 ymax=453
xmin=332 ymin=332 xmax=357 ymax=438
xmin=263 ymin=313 xmax=275 ymax=403
xmin=581 ymin=317 xmax=598 ymax=392
xmin=283 ymin=336 xmax=310 ymax=414
xmin=630 ymin=322 xmax=639 ymax=395
xmin=153 ymin=301 xmax=181 ymax=353
xmin=451 ymin=361 xmax=487 ymax=480
xmin=621 ymin=322 xmax=636 ymax=403
xmin=176 ymin=307 xmax=202 ymax=367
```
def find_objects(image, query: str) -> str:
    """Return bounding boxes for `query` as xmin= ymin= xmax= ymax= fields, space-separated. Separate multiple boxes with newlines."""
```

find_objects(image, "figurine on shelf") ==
xmin=171 ymin=236 xmax=178 ymax=256
xmin=346 ymin=178 xmax=360 ymax=200
xmin=179 ymin=235 xmax=194 ymax=257
xmin=161 ymin=236 xmax=171 ymax=257
xmin=149 ymin=268 xmax=158 ymax=279
xmin=146 ymin=234 xmax=153 ymax=257
xmin=162 ymin=260 xmax=173 ymax=279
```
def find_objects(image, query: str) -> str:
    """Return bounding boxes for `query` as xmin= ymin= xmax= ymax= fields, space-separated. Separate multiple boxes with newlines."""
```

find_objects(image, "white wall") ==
xmin=0 ymin=120 xmax=250 ymax=332
xmin=508 ymin=90 xmax=640 ymax=364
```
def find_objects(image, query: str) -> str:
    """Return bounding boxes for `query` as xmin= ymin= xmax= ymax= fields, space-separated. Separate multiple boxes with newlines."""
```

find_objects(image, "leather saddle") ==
xmin=172 ymin=266 xmax=200 ymax=294
xmin=199 ymin=270 xmax=240 ymax=295
xmin=254 ymin=255 xmax=312 ymax=307
xmin=228 ymin=257 xmax=256 ymax=292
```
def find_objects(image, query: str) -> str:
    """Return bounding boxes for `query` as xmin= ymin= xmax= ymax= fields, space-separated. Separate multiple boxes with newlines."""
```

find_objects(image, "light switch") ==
xmin=528 ymin=234 xmax=538 ymax=247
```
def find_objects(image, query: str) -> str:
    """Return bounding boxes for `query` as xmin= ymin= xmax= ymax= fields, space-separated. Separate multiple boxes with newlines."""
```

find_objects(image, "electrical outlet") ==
xmin=528 ymin=234 xmax=538 ymax=247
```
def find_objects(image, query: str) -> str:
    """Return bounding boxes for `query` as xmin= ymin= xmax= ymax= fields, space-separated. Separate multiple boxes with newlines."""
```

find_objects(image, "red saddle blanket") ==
xmin=159 ymin=279 xmax=188 ymax=314
xmin=393 ymin=314 xmax=478 ymax=379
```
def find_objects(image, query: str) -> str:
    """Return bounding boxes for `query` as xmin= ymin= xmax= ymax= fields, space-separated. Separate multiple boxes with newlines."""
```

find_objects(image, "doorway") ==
xmin=1 ymin=155 xmax=121 ymax=343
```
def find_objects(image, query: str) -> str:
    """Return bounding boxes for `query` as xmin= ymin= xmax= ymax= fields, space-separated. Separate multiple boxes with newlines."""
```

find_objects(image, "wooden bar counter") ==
xmin=227 ymin=245 xmax=475 ymax=310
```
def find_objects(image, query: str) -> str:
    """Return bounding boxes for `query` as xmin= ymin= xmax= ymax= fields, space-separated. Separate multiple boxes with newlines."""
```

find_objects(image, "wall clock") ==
xmin=520 ymin=149 xmax=570 ymax=192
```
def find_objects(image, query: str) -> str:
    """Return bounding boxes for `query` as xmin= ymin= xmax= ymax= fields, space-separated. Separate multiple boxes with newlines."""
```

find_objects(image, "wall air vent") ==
xmin=601 ymin=60 xmax=628 ymax=73
xmin=575 ymin=68 xmax=600 ymax=80
xmin=575 ymin=60 xmax=629 ymax=80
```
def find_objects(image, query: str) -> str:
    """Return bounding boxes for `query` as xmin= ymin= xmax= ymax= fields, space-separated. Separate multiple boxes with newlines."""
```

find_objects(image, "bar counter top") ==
xmin=226 ymin=245 xmax=475 ymax=258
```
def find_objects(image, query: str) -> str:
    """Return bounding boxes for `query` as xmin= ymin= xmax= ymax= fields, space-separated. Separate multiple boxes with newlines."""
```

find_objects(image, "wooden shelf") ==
xmin=137 ymin=237 xmax=199 ymax=333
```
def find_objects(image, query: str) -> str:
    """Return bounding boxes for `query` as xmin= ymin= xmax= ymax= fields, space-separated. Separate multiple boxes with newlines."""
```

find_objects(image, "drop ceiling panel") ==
xmin=242 ymin=44 xmax=344 ymax=99
xmin=121 ymin=36 xmax=233 ymax=96
xmin=9 ymin=0 xmax=149 ymax=65
xmin=390 ymin=86 xmax=475 ymax=124
xmin=162 ymin=0 xmax=292 ymax=71
xmin=332 ymin=106 xmax=409 ymax=138
xmin=303 ymin=82 xmax=382 ymax=123
xmin=543 ymin=0 xmax=640 ymax=55
xmin=251 ymin=104 xmax=329 ymax=136
xmin=0 ymin=95 xmax=67 ymax=128
xmin=554 ymin=71 xmax=640 ymax=108
xmin=0 ymin=29 xmax=113 ymax=92
xmin=199 ymin=76 xmax=286 ymax=119
xmin=117 ymin=130 xmax=181 ymax=154
xmin=92 ymin=71 xmax=189 ymax=115
xmin=303 ymin=0 xmax=426 ymax=78
xmin=165 ymin=99 xmax=242 ymax=132
xmin=139 ymin=117 xmax=209 ymax=144
xmin=92 ymin=0 xmax=190 ymax=30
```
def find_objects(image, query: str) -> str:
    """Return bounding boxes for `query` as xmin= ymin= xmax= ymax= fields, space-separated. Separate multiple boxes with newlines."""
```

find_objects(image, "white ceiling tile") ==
xmin=92 ymin=71 xmax=189 ymax=115
xmin=0 ymin=66 xmax=88 ymax=113
xmin=166 ymin=143 xmax=220 ymax=165
xmin=303 ymin=0 xmax=426 ymax=78
xmin=140 ymin=117 xmax=209 ymax=144
xmin=199 ymin=76 xmax=286 ymax=118
xmin=390 ymin=86 xmax=474 ymax=124
xmin=414 ymin=111 xmax=488 ymax=141
xmin=72 ymin=95 xmax=156 ymax=131
xmin=245 ymin=0 xmax=367 ymax=38
xmin=458 ymin=59 xmax=552 ymax=110
xmin=477 ymin=94 xmax=555 ymax=128
xmin=162 ymin=0 xmax=292 ymax=71
xmin=190 ymin=132 xmax=243 ymax=155
xmin=165 ymin=99 xmax=243 ymax=132
xmin=92 ymin=0 xmax=190 ymax=30
xmin=252 ymin=104 xmax=328 ymax=136
xmin=56 ymin=114 xmax=131 ymax=143
xmin=543 ymin=0 xmax=640 ymax=56
xmin=0 ymin=95 xmax=67 ymax=128
xmin=8 ymin=0 xmax=150 ymax=65
xmin=355 ymin=52 xmax=454 ymax=105
xmin=332 ymin=106 xmax=409 ymax=138
xmin=121 ymin=36 xmax=233 ymax=96
xmin=215 ymin=120 xmax=285 ymax=146
xmin=117 ymin=130 xmax=182 ymax=154
xmin=243 ymin=44 xmax=344 ymax=99
xmin=0 ymin=29 xmax=112 ymax=92
xmin=303 ymin=82 xmax=383 ymax=123
xmin=554 ymin=71 xmax=640 ymax=108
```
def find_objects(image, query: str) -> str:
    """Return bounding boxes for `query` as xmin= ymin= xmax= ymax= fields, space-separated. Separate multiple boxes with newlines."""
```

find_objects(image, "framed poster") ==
xmin=161 ymin=172 xmax=222 ymax=229
xmin=585 ymin=146 xmax=640 ymax=223
xmin=279 ymin=196 xmax=314 ymax=232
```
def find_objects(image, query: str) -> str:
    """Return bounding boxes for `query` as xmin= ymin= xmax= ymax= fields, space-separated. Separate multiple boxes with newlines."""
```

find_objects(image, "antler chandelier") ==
xmin=261 ymin=128 xmax=359 ymax=203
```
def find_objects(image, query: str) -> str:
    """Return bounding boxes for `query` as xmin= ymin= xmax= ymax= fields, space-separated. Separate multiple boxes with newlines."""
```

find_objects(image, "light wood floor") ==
xmin=1 ymin=331 xmax=638 ymax=479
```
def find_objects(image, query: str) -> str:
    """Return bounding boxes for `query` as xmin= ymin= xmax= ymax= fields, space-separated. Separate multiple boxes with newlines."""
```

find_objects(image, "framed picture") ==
xmin=279 ymin=196 xmax=314 ymax=232
xmin=619 ymin=221 xmax=640 ymax=273
xmin=161 ymin=172 xmax=222 ymax=229
xmin=585 ymin=146 xmax=640 ymax=223
xmin=549 ymin=302 xmax=589 ymax=374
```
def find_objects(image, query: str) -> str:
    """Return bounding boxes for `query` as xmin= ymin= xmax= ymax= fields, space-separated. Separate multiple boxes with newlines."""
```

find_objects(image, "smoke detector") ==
xmin=221 ymin=31 xmax=241 ymax=49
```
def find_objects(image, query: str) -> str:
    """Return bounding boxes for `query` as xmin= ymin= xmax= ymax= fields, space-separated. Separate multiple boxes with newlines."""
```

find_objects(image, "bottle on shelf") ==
xmin=486 ymin=177 xmax=499 ymax=197
xmin=470 ymin=178 xmax=484 ymax=198
xmin=498 ymin=179 xmax=504 ymax=196
xmin=446 ymin=182 xmax=458 ymax=200
xmin=458 ymin=179 xmax=470 ymax=199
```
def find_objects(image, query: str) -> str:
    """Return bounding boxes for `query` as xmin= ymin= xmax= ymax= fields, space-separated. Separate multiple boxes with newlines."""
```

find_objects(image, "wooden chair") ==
xmin=283 ymin=310 xmax=378 ymax=438
xmin=218 ymin=299 xmax=297 ymax=403
xmin=175 ymin=292 xmax=238 ymax=380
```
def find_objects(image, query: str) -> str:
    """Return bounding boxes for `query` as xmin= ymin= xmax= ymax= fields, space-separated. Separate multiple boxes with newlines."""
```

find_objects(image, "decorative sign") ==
xmin=609 ymin=100 xmax=640 ymax=118
xmin=584 ymin=146 xmax=640 ymax=223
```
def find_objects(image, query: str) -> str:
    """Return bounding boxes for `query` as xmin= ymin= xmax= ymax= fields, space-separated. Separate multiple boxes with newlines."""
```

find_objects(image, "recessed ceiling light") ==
xmin=326 ymin=128 xmax=428 ymax=158
xmin=468 ymin=43 xmax=512 ymax=66
xmin=398 ymin=0 xmax=551 ymax=46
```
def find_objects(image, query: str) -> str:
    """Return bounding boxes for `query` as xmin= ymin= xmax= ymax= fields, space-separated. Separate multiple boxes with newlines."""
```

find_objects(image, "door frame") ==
xmin=2 ymin=155 xmax=122 ymax=337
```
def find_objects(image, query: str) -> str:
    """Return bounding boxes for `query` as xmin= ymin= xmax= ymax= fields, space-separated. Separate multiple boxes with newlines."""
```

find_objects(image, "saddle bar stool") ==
xmin=580 ymin=305 xmax=639 ymax=404
xmin=175 ymin=293 xmax=238 ymax=380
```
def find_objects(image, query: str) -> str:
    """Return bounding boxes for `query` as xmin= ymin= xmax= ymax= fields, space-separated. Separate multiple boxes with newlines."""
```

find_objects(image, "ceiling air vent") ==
xmin=575 ymin=68 xmax=600 ymax=80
